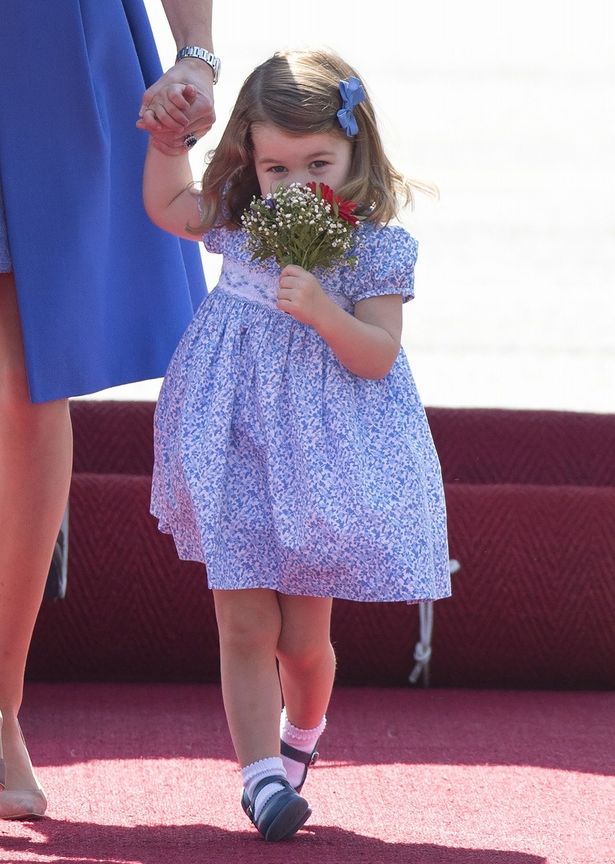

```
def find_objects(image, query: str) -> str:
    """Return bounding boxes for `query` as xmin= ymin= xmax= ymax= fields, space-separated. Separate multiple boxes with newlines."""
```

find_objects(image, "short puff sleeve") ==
xmin=202 ymin=225 xmax=227 ymax=255
xmin=345 ymin=224 xmax=418 ymax=305
xmin=199 ymin=192 xmax=237 ymax=255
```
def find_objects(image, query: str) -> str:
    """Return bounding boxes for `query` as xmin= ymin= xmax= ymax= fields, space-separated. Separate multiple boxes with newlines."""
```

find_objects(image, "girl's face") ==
xmin=251 ymin=123 xmax=353 ymax=196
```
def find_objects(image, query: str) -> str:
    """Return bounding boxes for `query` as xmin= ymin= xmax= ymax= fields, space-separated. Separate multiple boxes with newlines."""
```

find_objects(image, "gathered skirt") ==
xmin=151 ymin=287 xmax=451 ymax=603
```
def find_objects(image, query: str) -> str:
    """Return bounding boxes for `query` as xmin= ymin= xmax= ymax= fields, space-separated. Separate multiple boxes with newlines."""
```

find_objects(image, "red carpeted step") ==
xmin=440 ymin=482 xmax=615 ymax=689
xmin=29 ymin=473 xmax=221 ymax=682
xmin=71 ymin=399 xmax=156 ymax=475
xmin=428 ymin=407 xmax=615 ymax=486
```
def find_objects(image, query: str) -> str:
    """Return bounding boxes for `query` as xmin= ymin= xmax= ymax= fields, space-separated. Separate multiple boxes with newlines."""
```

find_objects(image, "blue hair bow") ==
xmin=337 ymin=76 xmax=366 ymax=137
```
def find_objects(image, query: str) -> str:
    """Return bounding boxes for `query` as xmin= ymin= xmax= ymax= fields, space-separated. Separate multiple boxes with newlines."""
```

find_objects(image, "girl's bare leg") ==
xmin=0 ymin=272 xmax=72 ymax=811
xmin=276 ymin=595 xmax=335 ymax=728
xmin=212 ymin=587 xmax=283 ymax=767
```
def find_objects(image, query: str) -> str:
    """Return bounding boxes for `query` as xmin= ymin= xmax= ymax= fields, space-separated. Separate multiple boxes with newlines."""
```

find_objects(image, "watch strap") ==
xmin=175 ymin=46 xmax=220 ymax=84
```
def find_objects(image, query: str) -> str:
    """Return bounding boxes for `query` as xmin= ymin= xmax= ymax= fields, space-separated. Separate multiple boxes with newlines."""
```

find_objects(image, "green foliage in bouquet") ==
xmin=241 ymin=182 xmax=362 ymax=271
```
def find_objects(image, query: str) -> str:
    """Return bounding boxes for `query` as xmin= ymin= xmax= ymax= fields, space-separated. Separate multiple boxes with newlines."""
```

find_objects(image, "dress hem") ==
xmin=153 ymin=516 xmax=452 ymax=606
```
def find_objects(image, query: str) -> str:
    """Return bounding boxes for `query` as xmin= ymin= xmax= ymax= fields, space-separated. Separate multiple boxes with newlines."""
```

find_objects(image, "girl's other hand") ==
xmin=277 ymin=265 xmax=330 ymax=327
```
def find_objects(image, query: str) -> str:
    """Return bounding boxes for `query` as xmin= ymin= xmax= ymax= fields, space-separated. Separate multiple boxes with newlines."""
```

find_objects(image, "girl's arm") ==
xmin=278 ymin=266 xmax=402 ymax=379
xmin=316 ymin=294 xmax=403 ymax=379
xmin=143 ymin=141 xmax=202 ymax=240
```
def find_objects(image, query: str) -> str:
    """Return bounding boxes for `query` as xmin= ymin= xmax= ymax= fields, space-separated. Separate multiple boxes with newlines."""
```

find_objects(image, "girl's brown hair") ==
xmin=197 ymin=49 xmax=429 ymax=231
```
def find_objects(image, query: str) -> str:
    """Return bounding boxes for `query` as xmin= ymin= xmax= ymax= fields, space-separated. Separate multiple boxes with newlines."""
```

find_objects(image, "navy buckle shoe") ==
xmin=241 ymin=775 xmax=311 ymax=841
xmin=280 ymin=738 xmax=320 ymax=792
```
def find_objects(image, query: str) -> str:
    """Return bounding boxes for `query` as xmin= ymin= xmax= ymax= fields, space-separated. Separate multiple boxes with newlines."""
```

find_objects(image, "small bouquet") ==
xmin=241 ymin=182 xmax=362 ymax=271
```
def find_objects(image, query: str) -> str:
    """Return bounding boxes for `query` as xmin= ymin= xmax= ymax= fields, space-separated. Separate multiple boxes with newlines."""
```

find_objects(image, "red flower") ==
xmin=306 ymin=182 xmax=359 ymax=225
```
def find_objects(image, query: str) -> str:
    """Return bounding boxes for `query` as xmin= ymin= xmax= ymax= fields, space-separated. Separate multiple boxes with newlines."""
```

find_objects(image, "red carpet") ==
xmin=1 ymin=684 xmax=613 ymax=864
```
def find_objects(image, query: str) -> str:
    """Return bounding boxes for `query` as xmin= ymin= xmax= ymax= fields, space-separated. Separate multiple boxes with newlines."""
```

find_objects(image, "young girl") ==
xmin=144 ymin=48 xmax=450 ymax=842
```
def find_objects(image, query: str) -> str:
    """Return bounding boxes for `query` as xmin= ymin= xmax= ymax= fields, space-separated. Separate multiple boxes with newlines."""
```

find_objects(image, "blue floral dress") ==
xmin=151 ymin=222 xmax=451 ymax=603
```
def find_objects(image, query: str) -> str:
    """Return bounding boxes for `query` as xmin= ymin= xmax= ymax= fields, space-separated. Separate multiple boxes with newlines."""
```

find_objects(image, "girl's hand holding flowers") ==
xmin=277 ymin=264 xmax=330 ymax=326
xmin=241 ymin=181 xmax=362 ymax=325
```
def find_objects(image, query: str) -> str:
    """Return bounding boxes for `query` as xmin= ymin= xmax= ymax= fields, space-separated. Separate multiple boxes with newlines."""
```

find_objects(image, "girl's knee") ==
xmin=214 ymin=591 xmax=281 ymax=655
xmin=277 ymin=635 xmax=335 ymax=673
xmin=219 ymin=618 xmax=278 ymax=655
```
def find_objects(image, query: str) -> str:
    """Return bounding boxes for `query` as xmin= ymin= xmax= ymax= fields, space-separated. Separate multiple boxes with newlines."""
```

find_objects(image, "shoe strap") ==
xmin=250 ymin=774 xmax=292 ymax=803
xmin=280 ymin=739 xmax=319 ymax=767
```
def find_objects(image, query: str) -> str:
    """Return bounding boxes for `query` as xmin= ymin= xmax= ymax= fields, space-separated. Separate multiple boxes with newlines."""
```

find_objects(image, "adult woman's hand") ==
xmin=137 ymin=58 xmax=215 ymax=155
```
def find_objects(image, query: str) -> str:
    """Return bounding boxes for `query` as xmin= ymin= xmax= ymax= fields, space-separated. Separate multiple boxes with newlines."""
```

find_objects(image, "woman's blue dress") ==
xmin=0 ymin=0 xmax=205 ymax=402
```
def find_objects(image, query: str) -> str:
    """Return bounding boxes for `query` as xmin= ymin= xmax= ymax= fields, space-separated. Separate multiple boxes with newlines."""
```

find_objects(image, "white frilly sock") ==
xmin=241 ymin=756 xmax=287 ymax=821
xmin=280 ymin=707 xmax=327 ymax=789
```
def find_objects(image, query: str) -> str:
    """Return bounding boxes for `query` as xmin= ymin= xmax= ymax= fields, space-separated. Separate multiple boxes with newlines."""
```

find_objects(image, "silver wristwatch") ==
xmin=175 ymin=46 xmax=221 ymax=84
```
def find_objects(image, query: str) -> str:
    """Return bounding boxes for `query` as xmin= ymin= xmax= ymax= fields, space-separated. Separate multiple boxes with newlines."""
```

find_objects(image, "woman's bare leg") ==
xmin=0 ymin=272 xmax=72 ymax=807
xmin=212 ymin=588 xmax=283 ymax=767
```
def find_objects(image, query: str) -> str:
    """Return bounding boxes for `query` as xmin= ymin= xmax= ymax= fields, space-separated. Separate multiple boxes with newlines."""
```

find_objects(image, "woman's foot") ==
xmin=0 ymin=787 xmax=47 ymax=820
xmin=0 ymin=713 xmax=47 ymax=820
